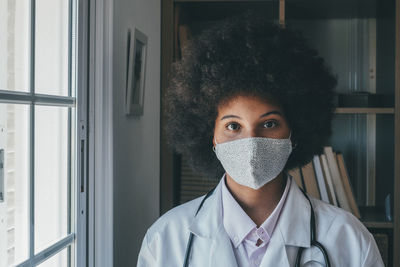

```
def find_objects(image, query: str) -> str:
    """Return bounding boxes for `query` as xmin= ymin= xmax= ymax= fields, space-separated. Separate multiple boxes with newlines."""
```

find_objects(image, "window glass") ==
xmin=0 ymin=0 xmax=79 ymax=265
xmin=0 ymin=104 xmax=30 ymax=266
xmin=0 ymin=1 xmax=30 ymax=92
xmin=34 ymin=106 xmax=69 ymax=253
xmin=35 ymin=0 xmax=69 ymax=96
xmin=36 ymin=247 xmax=68 ymax=267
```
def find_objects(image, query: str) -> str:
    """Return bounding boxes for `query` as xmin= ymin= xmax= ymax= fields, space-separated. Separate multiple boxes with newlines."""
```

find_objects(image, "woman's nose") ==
xmin=246 ymin=128 xmax=262 ymax=138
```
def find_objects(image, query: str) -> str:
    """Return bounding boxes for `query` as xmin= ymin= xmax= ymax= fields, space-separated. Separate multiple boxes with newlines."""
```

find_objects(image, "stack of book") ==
xmin=288 ymin=146 xmax=361 ymax=219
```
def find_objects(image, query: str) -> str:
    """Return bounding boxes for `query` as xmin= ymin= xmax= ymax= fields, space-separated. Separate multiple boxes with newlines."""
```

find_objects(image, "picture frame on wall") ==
xmin=125 ymin=27 xmax=148 ymax=116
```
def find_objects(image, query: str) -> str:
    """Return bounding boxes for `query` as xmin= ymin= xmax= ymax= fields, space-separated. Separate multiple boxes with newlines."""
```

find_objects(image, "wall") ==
xmin=113 ymin=0 xmax=161 ymax=265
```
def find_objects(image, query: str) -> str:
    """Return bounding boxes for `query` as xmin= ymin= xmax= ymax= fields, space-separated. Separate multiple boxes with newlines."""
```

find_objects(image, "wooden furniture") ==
xmin=161 ymin=0 xmax=400 ymax=266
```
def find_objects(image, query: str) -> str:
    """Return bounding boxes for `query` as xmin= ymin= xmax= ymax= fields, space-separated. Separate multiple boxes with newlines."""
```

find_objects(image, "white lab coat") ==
xmin=137 ymin=175 xmax=384 ymax=266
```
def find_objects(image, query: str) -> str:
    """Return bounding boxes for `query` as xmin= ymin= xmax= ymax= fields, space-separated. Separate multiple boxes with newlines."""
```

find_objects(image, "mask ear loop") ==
xmin=212 ymin=137 xmax=218 ymax=152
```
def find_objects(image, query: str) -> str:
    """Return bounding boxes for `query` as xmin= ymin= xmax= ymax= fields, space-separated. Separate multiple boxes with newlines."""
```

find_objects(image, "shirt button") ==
xmin=233 ymin=236 xmax=239 ymax=242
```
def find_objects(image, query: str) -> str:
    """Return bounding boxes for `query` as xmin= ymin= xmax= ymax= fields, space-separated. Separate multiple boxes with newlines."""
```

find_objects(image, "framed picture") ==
xmin=125 ymin=27 xmax=148 ymax=116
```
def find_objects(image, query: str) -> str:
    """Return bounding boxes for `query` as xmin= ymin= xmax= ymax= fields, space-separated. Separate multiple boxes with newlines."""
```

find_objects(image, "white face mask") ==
xmin=213 ymin=133 xmax=293 ymax=190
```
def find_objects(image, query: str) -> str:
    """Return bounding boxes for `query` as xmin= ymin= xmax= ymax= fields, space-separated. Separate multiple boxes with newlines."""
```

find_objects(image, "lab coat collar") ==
xmin=188 ymin=176 xmax=224 ymax=238
xmin=276 ymin=173 xmax=311 ymax=248
xmin=188 ymin=176 xmax=238 ymax=267
xmin=210 ymin=223 xmax=239 ymax=267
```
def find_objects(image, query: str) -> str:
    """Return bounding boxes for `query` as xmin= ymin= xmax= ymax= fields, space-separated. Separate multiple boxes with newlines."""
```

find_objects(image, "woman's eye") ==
xmin=264 ymin=120 xmax=278 ymax=128
xmin=226 ymin=123 xmax=240 ymax=131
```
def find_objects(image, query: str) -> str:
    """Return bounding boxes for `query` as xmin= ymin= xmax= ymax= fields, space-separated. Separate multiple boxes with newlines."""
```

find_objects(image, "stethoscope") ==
xmin=182 ymin=180 xmax=331 ymax=267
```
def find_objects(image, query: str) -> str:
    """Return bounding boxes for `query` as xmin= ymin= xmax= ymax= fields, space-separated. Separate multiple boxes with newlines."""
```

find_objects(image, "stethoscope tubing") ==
xmin=183 ymin=188 xmax=216 ymax=267
xmin=295 ymin=189 xmax=331 ymax=267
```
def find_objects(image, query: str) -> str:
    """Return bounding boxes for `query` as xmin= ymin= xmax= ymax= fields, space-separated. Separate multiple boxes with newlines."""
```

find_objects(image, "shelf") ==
xmin=175 ymin=1 xmax=278 ymax=23
xmin=174 ymin=0 xmax=273 ymax=2
xmin=174 ymin=0 xmax=391 ymax=19
xmin=334 ymin=108 xmax=395 ymax=114
xmin=359 ymin=206 xmax=393 ymax=227
xmin=362 ymin=221 xmax=394 ymax=229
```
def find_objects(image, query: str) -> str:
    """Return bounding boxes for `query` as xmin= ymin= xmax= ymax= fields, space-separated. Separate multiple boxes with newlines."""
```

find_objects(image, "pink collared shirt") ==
xmin=221 ymin=173 xmax=292 ymax=267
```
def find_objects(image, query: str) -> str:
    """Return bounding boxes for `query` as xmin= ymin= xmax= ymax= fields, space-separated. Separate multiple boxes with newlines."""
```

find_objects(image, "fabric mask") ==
xmin=213 ymin=133 xmax=293 ymax=189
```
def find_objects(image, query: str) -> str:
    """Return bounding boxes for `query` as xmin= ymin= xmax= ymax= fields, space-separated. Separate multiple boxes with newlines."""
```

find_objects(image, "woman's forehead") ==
xmin=218 ymin=94 xmax=283 ymax=111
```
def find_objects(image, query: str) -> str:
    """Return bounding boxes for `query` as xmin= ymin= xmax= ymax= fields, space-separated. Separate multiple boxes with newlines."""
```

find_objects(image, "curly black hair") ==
xmin=165 ymin=11 xmax=338 ymax=180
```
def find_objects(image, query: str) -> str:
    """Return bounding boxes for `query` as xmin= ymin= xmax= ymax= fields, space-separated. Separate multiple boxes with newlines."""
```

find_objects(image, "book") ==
xmin=319 ymin=154 xmax=338 ymax=206
xmin=323 ymin=147 xmax=352 ymax=213
xmin=336 ymin=153 xmax=361 ymax=218
xmin=313 ymin=155 xmax=330 ymax=203
xmin=301 ymin=161 xmax=321 ymax=200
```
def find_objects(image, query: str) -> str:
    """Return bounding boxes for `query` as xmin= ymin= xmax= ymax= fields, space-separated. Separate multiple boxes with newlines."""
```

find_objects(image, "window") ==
xmin=0 ymin=0 xmax=84 ymax=266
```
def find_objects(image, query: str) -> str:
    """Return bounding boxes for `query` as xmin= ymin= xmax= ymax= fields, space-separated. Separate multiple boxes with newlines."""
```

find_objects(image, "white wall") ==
xmin=112 ymin=0 xmax=161 ymax=265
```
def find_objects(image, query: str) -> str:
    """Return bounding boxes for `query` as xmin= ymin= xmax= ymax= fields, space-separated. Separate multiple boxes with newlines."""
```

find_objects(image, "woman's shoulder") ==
xmin=138 ymin=195 xmax=209 ymax=266
xmin=308 ymin=196 xmax=384 ymax=266
xmin=309 ymin=196 xmax=372 ymax=241
xmin=145 ymin=195 xmax=205 ymax=239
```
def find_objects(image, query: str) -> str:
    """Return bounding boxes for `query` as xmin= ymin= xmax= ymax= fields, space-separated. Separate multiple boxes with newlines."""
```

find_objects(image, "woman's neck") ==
xmin=225 ymin=172 xmax=287 ymax=227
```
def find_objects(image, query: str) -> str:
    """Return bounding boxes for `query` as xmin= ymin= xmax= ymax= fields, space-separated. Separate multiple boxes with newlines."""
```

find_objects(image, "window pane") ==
xmin=36 ymin=246 xmax=68 ymax=267
xmin=35 ymin=0 xmax=69 ymax=96
xmin=0 ymin=1 xmax=30 ymax=92
xmin=35 ymin=106 xmax=68 ymax=252
xmin=0 ymin=104 xmax=30 ymax=266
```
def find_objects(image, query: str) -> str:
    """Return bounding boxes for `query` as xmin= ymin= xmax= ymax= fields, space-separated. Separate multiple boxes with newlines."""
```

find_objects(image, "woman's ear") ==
xmin=212 ymin=136 xmax=216 ymax=152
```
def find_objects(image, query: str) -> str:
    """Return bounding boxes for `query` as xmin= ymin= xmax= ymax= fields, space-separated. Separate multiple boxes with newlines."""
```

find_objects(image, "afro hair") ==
xmin=164 ymin=10 xmax=338 ymax=180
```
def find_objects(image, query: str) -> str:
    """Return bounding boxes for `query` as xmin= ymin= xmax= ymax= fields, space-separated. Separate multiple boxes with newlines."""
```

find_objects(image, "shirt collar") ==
xmin=221 ymin=172 xmax=291 ymax=248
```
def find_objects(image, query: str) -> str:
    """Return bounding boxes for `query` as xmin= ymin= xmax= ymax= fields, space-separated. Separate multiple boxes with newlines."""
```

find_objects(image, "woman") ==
xmin=137 ymin=11 xmax=384 ymax=267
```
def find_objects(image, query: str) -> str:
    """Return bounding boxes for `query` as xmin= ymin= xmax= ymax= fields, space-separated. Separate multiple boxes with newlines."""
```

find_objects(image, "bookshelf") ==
xmin=161 ymin=0 xmax=400 ymax=266
xmin=334 ymin=107 xmax=395 ymax=114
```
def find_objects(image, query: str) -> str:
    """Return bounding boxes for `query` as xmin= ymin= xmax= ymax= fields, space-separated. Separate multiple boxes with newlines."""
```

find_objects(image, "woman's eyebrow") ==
xmin=220 ymin=111 xmax=283 ymax=121
xmin=259 ymin=111 xmax=283 ymax=118
xmin=220 ymin=115 xmax=241 ymax=121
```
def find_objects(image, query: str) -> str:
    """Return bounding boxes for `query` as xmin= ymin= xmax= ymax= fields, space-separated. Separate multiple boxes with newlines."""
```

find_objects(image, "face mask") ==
xmin=213 ymin=133 xmax=293 ymax=190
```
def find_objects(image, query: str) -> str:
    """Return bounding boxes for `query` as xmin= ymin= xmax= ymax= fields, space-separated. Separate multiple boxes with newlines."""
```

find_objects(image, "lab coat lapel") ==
xmin=188 ymin=178 xmax=238 ymax=267
xmin=261 ymin=175 xmax=312 ymax=266
xmin=209 ymin=224 xmax=239 ymax=267
xmin=278 ymin=175 xmax=311 ymax=247
xmin=260 ymin=227 xmax=290 ymax=267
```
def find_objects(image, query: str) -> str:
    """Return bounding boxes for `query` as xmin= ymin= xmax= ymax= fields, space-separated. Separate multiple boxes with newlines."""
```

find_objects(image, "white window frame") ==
xmin=0 ymin=0 xmax=88 ymax=265
xmin=86 ymin=0 xmax=114 ymax=266
xmin=0 ymin=0 xmax=114 ymax=265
